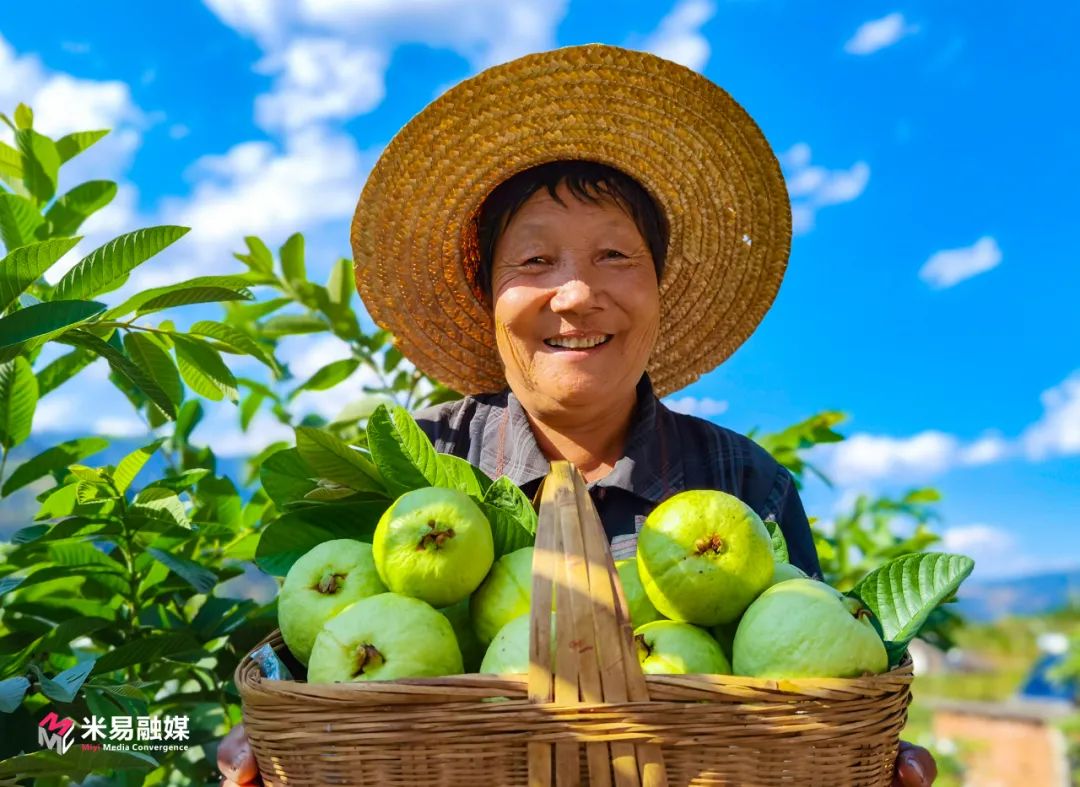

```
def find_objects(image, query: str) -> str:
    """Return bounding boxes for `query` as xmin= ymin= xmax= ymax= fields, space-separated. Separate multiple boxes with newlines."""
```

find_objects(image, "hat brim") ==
xmin=352 ymin=44 xmax=791 ymax=397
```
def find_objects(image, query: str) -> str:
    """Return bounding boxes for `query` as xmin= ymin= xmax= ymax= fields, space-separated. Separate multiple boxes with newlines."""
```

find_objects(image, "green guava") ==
xmin=770 ymin=561 xmax=808 ymax=585
xmin=470 ymin=547 xmax=533 ymax=645
xmin=440 ymin=597 xmax=486 ymax=673
xmin=634 ymin=620 xmax=731 ymax=675
xmin=373 ymin=486 xmax=494 ymax=607
xmin=615 ymin=558 xmax=663 ymax=628
xmin=307 ymin=592 xmax=463 ymax=682
xmin=732 ymin=578 xmax=888 ymax=678
xmin=637 ymin=490 xmax=774 ymax=626
xmin=278 ymin=539 xmax=387 ymax=665
xmin=479 ymin=612 xmax=555 ymax=675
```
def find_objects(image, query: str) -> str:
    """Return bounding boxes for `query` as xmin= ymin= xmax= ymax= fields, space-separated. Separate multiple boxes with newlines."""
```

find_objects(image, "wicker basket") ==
xmin=237 ymin=462 xmax=913 ymax=786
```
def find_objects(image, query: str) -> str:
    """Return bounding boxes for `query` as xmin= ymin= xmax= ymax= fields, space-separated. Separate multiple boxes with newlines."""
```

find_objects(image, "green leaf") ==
xmin=481 ymin=476 xmax=538 ymax=558
xmin=140 ymin=285 xmax=253 ymax=314
xmin=0 ymin=748 xmax=158 ymax=778
xmin=54 ymin=129 xmax=109 ymax=166
xmin=59 ymin=330 xmax=177 ymax=419
xmin=123 ymin=332 xmax=183 ymax=408
xmin=256 ymin=503 xmax=388 ymax=575
xmin=31 ymin=659 xmax=96 ymax=703
xmin=259 ymin=447 xmax=318 ymax=506
xmin=55 ymin=129 xmax=109 ymax=163
xmin=113 ymin=438 xmax=165 ymax=494
xmin=50 ymin=226 xmax=190 ymax=301
xmin=0 ymin=236 xmax=81 ymax=313
xmin=130 ymin=487 xmax=190 ymax=528
xmin=102 ymin=274 xmax=263 ymax=320
xmin=326 ymin=256 xmax=353 ymax=306
xmin=0 ymin=676 xmax=30 ymax=712
xmin=366 ymin=404 xmax=446 ymax=496
xmin=35 ymin=347 xmax=96 ymax=396
xmin=289 ymin=357 xmax=358 ymax=398
xmin=92 ymin=632 xmax=202 ymax=674
xmin=0 ymin=299 xmax=105 ymax=350
xmin=849 ymin=552 xmax=975 ymax=667
xmin=279 ymin=232 xmax=305 ymax=283
xmin=295 ymin=426 xmax=383 ymax=492
xmin=436 ymin=453 xmax=492 ymax=496
xmin=44 ymin=180 xmax=116 ymax=236
xmin=17 ymin=128 xmax=60 ymax=204
xmin=0 ymin=193 xmax=43 ymax=251
xmin=763 ymin=516 xmax=789 ymax=563
xmin=260 ymin=313 xmax=327 ymax=337
xmin=0 ymin=139 xmax=21 ymax=180
xmin=173 ymin=334 xmax=238 ymax=402
xmin=0 ymin=356 xmax=38 ymax=449
xmin=146 ymin=547 xmax=217 ymax=594
xmin=240 ymin=235 xmax=274 ymax=273
xmin=13 ymin=104 xmax=33 ymax=129
xmin=1 ymin=436 xmax=109 ymax=497
xmin=188 ymin=319 xmax=281 ymax=374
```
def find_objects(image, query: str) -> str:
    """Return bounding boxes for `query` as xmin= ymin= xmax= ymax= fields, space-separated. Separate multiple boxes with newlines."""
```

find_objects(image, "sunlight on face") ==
xmin=490 ymin=182 xmax=661 ymax=413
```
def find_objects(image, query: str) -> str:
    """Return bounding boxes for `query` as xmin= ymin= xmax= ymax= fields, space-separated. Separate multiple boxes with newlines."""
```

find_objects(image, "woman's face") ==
xmin=490 ymin=182 xmax=661 ymax=413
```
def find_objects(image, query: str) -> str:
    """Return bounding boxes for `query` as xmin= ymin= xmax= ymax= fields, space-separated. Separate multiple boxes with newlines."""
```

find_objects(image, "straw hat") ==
xmin=351 ymin=44 xmax=791 ymax=397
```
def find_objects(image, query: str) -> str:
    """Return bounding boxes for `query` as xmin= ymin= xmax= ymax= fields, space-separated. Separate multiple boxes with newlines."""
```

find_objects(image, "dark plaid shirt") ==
xmin=413 ymin=374 xmax=822 ymax=578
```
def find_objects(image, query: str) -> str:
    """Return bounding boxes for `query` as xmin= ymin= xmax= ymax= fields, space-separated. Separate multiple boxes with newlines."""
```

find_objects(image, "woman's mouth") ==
xmin=542 ymin=334 xmax=614 ymax=350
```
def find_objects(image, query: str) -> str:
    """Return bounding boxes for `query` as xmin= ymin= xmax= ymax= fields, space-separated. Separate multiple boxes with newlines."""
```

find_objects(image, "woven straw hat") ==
xmin=351 ymin=44 xmax=791 ymax=397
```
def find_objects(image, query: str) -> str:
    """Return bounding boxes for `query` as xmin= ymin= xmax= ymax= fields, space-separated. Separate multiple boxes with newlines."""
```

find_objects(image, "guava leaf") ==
xmin=848 ymin=552 xmax=975 ymax=667
xmin=366 ymin=404 xmax=445 ymax=496
xmin=295 ymin=426 xmax=383 ymax=493
xmin=437 ymin=453 xmax=492 ymax=497
xmin=0 ymin=747 xmax=157 ymax=778
xmin=763 ymin=515 xmax=788 ymax=563
xmin=147 ymin=548 xmax=217 ymax=594
xmin=29 ymin=659 xmax=96 ymax=703
xmin=481 ymin=476 xmax=537 ymax=558
xmin=260 ymin=447 xmax=318 ymax=506
xmin=255 ymin=501 xmax=388 ymax=576
xmin=0 ymin=676 xmax=30 ymax=712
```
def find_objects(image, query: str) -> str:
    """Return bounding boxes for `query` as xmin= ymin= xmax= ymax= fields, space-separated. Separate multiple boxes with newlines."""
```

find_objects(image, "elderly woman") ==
xmin=220 ymin=46 xmax=936 ymax=786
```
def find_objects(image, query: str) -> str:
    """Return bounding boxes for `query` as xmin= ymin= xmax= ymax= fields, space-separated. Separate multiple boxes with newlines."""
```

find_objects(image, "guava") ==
xmin=440 ymin=597 xmax=486 ymax=673
xmin=278 ymin=539 xmax=387 ymax=665
xmin=732 ymin=578 xmax=888 ymax=678
xmin=471 ymin=547 xmax=533 ymax=645
xmin=307 ymin=592 xmax=463 ymax=682
xmin=479 ymin=612 xmax=555 ymax=675
xmin=615 ymin=558 xmax=663 ymax=628
xmin=634 ymin=620 xmax=731 ymax=675
xmin=770 ymin=561 xmax=808 ymax=585
xmin=637 ymin=490 xmax=774 ymax=626
xmin=373 ymin=486 xmax=494 ymax=608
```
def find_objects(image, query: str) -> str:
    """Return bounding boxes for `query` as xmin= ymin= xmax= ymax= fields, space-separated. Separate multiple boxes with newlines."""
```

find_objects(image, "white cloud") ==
xmin=639 ymin=0 xmax=716 ymax=73
xmin=1021 ymin=371 xmax=1080 ymax=460
xmin=203 ymin=0 xmax=569 ymax=132
xmin=663 ymin=395 xmax=729 ymax=418
xmin=203 ymin=411 xmax=296 ymax=458
xmin=93 ymin=415 xmax=149 ymax=438
xmin=941 ymin=523 xmax=1018 ymax=579
xmin=844 ymin=12 xmax=919 ymax=56
xmin=780 ymin=143 xmax=869 ymax=234
xmin=959 ymin=432 xmax=1010 ymax=465
xmin=255 ymin=39 xmax=387 ymax=131
xmin=919 ymin=236 xmax=1002 ymax=289
xmin=823 ymin=430 xmax=958 ymax=486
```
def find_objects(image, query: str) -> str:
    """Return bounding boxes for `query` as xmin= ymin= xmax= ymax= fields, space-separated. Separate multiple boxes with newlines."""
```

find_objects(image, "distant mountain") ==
xmin=955 ymin=570 xmax=1080 ymax=622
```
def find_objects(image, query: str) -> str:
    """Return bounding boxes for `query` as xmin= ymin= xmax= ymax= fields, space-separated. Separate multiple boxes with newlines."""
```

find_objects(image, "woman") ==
xmin=220 ymin=45 xmax=936 ymax=786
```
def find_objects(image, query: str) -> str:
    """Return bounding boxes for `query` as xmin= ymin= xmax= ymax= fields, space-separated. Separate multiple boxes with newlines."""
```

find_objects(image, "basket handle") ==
xmin=528 ymin=462 xmax=668 ymax=787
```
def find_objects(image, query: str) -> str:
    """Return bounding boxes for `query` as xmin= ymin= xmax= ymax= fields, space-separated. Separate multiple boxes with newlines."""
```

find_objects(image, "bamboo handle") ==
xmin=528 ymin=462 xmax=667 ymax=787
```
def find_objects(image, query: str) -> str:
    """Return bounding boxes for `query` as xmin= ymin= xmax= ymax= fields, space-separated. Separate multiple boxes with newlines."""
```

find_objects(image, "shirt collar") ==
xmin=479 ymin=373 xmax=681 ymax=503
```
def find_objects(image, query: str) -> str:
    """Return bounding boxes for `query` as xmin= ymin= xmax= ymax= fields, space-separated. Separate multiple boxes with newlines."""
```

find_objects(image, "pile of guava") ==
xmin=270 ymin=412 xmax=973 ymax=684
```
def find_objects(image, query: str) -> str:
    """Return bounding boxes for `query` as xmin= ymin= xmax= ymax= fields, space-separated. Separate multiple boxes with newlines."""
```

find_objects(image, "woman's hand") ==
xmin=892 ymin=740 xmax=937 ymax=786
xmin=217 ymin=723 xmax=261 ymax=786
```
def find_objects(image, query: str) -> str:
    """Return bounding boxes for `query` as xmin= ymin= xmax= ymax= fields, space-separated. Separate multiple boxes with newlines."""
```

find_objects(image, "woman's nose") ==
xmin=549 ymin=275 xmax=601 ymax=314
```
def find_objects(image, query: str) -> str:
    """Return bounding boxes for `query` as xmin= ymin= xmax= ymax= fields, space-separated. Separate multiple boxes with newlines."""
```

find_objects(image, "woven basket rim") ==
xmin=236 ymin=628 xmax=914 ymax=703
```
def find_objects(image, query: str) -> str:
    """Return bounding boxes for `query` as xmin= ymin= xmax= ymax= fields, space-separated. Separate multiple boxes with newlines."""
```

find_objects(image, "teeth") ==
xmin=546 ymin=335 xmax=610 ymax=349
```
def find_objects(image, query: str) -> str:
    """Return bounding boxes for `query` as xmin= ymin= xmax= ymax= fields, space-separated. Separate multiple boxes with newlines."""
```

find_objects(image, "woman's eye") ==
xmin=603 ymin=249 xmax=627 ymax=259
xmin=523 ymin=256 xmax=547 ymax=265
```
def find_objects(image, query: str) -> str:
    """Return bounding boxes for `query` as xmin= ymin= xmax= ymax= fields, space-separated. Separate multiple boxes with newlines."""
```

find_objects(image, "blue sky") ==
xmin=1 ymin=1 xmax=1077 ymax=581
